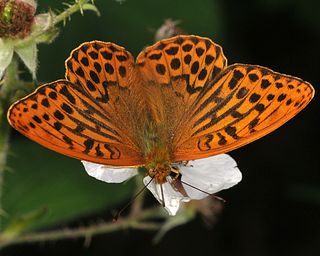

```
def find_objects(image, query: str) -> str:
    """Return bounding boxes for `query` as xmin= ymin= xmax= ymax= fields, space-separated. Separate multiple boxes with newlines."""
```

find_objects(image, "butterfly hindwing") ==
xmin=136 ymin=35 xmax=228 ymax=152
xmin=137 ymin=35 xmax=227 ymax=89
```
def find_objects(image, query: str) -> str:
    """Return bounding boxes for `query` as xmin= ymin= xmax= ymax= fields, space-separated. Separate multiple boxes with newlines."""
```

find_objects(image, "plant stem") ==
xmin=0 ymin=207 xmax=165 ymax=248
xmin=53 ymin=0 xmax=96 ymax=26
xmin=0 ymin=57 xmax=20 ymax=232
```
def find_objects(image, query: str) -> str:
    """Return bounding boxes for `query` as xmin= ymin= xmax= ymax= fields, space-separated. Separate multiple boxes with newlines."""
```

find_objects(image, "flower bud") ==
xmin=154 ymin=19 xmax=185 ymax=42
xmin=0 ymin=0 xmax=36 ymax=38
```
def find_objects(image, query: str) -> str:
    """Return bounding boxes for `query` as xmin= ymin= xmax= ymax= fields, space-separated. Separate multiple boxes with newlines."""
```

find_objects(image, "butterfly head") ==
xmin=147 ymin=164 xmax=171 ymax=184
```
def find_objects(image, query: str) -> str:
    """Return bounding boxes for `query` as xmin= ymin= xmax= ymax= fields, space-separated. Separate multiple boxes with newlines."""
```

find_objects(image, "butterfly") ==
xmin=7 ymin=35 xmax=314 ymax=213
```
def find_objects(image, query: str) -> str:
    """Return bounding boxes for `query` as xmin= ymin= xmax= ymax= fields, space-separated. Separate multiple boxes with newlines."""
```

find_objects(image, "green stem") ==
xmin=0 ymin=57 xmax=20 ymax=232
xmin=53 ymin=0 xmax=96 ymax=26
xmin=0 ymin=207 xmax=165 ymax=248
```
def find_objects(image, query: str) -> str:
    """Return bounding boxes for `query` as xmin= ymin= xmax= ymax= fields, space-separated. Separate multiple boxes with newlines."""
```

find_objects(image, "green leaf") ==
xmin=1 ymin=136 xmax=134 ymax=231
xmin=35 ymin=27 xmax=60 ymax=44
xmin=14 ymin=41 xmax=38 ymax=80
xmin=0 ymin=39 xmax=14 ymax=79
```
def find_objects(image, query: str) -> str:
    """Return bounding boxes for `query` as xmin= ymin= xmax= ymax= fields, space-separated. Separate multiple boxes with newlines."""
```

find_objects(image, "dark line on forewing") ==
xmin=192 ymin=97 xmax=247 ymax=136
xmin=66 ymin=111 xmax=122 ymax=142
xmin=192 ymin=86 xmax=238 ymax=130
xmin=191 ymin=67 xmax=240 ymax=120
xmin=25 ymin=105 xmax=86 ymax=147
xmin=191 ymin=65 xmax=231 ymax=110
xmin=19 ymin=113 xmax=85 ymax=149
xmin=170 ymin=68 xmax=231 ymax=150
xmin=47 ymin=89 xmax=123 ymax=140
xmin=74 ymin=94 xmax=121 ymax=137
xmin=191 ymin=83 xmax=224 ymax=119
xmin=192 ymin=68 xmax=274 ymax=138
xmin=69 ymin=81 xmax=112 ymax=121
xmin=195 ymin=94 xmax=283 ymax=140
xmin=27 ymin=105 xmax=116 ymax=153
xmin=63 ymin=83 xmax=111 ymax=121
xmin=66 ymin=64 xmax=113 ymax=122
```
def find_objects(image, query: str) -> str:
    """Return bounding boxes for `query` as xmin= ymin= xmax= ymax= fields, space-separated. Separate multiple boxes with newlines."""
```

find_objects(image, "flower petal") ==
xmin=0 ymin=39 xmax=14 ymax=78
xmin=143 ymin=176 xmax=190 ymax=216
xmin=82 ymin=161 xmax=137 ymax=183
xmin=180 ymin=154 xmax=242 ymax=200
xmin=15 ymin=40 xmax=38 ymax=79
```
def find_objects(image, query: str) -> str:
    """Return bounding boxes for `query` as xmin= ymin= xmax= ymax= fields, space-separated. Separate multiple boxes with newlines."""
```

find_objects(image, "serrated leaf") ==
xmin=15 ymin=41 xmax=38 ymax=80
xmin=0 ymin=39 xmax=14 ymax=79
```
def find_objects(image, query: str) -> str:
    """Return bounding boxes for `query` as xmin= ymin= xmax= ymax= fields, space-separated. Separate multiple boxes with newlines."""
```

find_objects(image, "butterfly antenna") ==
xmin=113 ymin=177 xmax=154 ymax=221
xmin=180 ymin=180 xmax=226 ymax=203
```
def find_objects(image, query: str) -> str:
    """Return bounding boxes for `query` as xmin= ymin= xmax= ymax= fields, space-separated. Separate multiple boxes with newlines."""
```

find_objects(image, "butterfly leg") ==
xmin=160 ymin=183 xmax=165 ymax=207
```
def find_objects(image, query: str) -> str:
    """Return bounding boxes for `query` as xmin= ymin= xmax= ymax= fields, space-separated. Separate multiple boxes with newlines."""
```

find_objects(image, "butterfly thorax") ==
xmin=142 ymin=117 xmax=174 ymax=184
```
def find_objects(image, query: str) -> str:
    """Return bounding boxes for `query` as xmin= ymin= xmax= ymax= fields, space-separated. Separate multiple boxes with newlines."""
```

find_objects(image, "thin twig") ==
xmin=0 ymin=207 xmax=165 ymax=248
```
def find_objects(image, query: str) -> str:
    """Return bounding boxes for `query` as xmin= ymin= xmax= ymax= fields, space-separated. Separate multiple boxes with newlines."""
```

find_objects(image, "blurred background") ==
xmin=2 ymin=0 xmax=320 ymax=255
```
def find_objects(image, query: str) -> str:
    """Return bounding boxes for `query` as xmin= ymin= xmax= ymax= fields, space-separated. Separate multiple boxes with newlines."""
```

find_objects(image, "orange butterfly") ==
xmin=7 ymin=35 xmax=314 ymax=214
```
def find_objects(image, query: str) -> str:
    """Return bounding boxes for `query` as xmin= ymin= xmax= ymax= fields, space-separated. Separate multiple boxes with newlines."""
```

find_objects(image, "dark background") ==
xmin=3 ymin=0 xmax=320 ymax=255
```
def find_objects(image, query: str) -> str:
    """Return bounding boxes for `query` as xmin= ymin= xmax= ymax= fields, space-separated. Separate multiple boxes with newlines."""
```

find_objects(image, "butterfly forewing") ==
xmin=173 ymin=64 xmax=314 ymax=161
xmin=8 ymin=41 xmax=147 ymax=166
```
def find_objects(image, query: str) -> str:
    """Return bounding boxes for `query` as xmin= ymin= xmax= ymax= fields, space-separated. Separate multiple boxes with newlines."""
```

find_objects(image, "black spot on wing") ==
xmin=156 ymin=64 xmax=166 ymax=75
xmin=165 ymin=46 xmax=179 ymax=55
xmin=170 ymin=58 xmax=181 ymax=70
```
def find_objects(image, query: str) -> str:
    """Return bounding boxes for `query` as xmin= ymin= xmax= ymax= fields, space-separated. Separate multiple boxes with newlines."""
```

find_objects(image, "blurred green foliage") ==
xmin=3 ymin=136 xmax=134 ymax=231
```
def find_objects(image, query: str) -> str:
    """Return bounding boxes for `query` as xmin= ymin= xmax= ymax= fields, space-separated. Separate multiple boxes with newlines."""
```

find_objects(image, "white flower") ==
xmin=82 ymin=154 xmax=242 ymax=216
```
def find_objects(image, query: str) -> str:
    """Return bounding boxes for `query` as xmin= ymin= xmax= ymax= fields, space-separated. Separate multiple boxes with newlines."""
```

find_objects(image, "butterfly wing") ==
xmin=173 ymin=64 xmax=314 ymax=160
xmin=8 ymin=41 xmax=145 ymax=166
xmin=137 ymin=35 xmax=314 ymax=161
xmin=136 ymin=35 xmax=227 ymax=154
